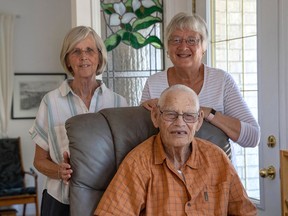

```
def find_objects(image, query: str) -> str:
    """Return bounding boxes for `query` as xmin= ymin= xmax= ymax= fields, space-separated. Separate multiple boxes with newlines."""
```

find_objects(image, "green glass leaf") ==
xmin=115 ymin=29 xmax=126 ymax=38
xmin=121 ymin=32 xmax=136 ymax=46
xmin=124 ymin=0 xmax=133 ymax=9
xmin=147 ymin=36 xmax=163 ymax=49
xmin=122 ymin=32 xmax=141 ymax=47
xmin=151 ymin=0 xmax=162 ymax=8
xmin=125 ymin=6 xmax=133 ymax=13
xmin=122 ymin=32 xmax=163 ymax=49
xmin=104 ymin=33 xmax=122 ymax=52
xmin=135 ymin=6 xmax=163 ymax=19
xmin=100 ymin=2 xmax=115 ymax=15
xmin=132 ymin=16 xmax=162 ymax=31
xmin=122 ymin=23 xmax=133 ymax=32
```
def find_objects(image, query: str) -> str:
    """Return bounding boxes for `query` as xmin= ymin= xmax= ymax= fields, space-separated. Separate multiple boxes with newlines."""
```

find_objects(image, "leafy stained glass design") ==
xmin=101 ymin=0 xmax=163 ymax=51
xmin=100 ymin=0 xmax=164 ymax=106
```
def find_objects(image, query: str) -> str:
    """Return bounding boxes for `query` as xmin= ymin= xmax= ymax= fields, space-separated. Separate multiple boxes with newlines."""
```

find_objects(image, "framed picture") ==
xmin=12 ymin=73 xmax=67 ymax=119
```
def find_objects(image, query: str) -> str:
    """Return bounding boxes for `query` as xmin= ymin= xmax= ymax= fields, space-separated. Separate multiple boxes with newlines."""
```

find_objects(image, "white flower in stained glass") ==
xmin=132 ymin=0 xmax=156 ymax=11
xmin=110 ymin=2 xmax=137 ymax=26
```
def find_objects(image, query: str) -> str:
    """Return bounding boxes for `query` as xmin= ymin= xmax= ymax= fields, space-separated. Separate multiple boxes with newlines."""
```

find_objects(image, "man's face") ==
xmin=151 ymin=90 xmax=203 ymax=149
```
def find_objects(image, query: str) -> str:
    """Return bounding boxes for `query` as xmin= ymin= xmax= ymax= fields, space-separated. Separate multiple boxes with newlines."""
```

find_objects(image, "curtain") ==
xmin=0 ymin=13 xmax=15 ymax=138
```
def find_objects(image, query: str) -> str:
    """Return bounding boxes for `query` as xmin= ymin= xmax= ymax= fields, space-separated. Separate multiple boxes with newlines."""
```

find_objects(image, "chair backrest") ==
xmin=0 ymin=137 xmax=24 ymax=194
xmin=65 ymin=106 xmax=230 ymax=216
xmin=0 ymin=137 xmax=39 ymax=216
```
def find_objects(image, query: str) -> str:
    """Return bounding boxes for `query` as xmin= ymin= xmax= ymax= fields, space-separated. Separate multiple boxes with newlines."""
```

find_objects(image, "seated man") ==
xmin=94 ymin=84 xmax=257 ymax=216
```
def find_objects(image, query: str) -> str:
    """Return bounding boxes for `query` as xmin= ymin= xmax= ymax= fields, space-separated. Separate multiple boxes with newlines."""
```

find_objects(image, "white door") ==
xmin=257 ymin=0 xmax=287 ymax=215
xmin=195 ymin=0 xmax=283 ymax=215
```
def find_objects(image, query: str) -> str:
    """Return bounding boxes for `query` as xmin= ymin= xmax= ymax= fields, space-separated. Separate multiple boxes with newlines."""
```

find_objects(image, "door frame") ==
xmin=257 ymin=0 xmax=281 ymax=213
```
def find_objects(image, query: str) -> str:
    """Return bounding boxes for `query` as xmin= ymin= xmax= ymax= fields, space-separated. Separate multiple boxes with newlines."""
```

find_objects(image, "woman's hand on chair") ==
xmin=141 ymin=98 xmax=158 ymax=111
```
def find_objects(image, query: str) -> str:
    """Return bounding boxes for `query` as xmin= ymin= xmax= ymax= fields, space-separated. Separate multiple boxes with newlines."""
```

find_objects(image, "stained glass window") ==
xmin=100 ymin=0 xmax=164 ymax=106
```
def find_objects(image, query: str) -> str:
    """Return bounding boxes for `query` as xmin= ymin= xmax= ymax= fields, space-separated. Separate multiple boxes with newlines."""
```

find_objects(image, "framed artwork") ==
xmin=12 ymin=73 xmax=67 ymax=119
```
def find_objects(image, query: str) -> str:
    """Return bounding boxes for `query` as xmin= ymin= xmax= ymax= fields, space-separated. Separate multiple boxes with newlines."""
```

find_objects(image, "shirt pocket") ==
xmin=196 ymin=182 xmax=230 ymax=216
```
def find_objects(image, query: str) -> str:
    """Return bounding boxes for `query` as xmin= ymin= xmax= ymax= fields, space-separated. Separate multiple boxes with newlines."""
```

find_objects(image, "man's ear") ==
xmin=196 ymin=110 xmax=204 ymax=132
xmin=151 ymin=106 xmax=159 ymax=128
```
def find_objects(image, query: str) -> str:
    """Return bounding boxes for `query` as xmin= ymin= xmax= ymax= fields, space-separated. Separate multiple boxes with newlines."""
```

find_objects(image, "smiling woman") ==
xmin=140 ymin=12 xmax=260 ymax=167
xmin=29 ymin=26 xmax=128 ymax=216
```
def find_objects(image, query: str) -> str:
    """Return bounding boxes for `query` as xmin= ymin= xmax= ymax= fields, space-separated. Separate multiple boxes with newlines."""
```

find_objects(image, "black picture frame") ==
xmin=12 ymin=73 xmax=67 ymax=119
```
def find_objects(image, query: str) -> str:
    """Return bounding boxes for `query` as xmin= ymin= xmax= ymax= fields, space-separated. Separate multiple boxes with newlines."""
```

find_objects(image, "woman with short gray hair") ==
xmin=30 ymin=26 xmax=127 ymax=216
xmin=141 ymin=12 xmax=260 ymax=165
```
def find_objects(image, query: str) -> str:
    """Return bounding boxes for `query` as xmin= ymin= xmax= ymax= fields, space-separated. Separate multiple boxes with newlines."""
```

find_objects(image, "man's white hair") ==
xmin=158 ymin=84 xmax=200 ymax=110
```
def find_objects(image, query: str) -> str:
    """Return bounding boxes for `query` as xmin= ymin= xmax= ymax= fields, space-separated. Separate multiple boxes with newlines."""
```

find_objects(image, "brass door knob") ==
xmin=259 ymin=165 xmax=276 ymax=179
xmin=267 ymin=135 xmax=276 ymax=147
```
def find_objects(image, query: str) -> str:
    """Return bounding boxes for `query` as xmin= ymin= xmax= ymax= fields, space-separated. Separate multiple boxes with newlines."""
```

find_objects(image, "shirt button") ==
xmin=187 ymin=202 xmax=191 ymax=207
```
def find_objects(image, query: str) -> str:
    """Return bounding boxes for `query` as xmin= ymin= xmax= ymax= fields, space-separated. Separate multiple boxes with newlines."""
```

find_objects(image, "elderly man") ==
xmin=94 ymin=84 xmax=257 ymax=216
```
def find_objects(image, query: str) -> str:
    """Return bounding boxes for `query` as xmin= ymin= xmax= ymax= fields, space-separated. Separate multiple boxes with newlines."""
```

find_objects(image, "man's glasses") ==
xmin=158 ymin=108 xmax=199 ymax=123
xmin=168 ymin=36 xmax=201 ymax=46
xmin=69 ymin=47 xmax=98 ymax=57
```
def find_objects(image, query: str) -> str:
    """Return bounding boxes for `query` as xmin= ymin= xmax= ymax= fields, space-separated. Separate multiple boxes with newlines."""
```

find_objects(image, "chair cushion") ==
xmin=0 ymin=187 xmax=36 ymax=197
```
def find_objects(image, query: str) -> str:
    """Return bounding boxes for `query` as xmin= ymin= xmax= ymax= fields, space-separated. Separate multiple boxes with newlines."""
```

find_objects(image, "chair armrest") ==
xmin=23 ymin=168 xmax=38 ymax=191
xmin=25 ymin=168 xmax=38 ymax=178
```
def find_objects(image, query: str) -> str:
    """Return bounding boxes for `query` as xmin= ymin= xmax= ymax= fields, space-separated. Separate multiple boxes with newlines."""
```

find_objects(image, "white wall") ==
xmin=0 ymin=0 xmax=71 ymax=215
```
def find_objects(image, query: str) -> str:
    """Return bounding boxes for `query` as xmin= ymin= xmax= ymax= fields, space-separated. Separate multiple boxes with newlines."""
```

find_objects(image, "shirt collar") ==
xmin=153 ymin=133 xmax=200 ymax=169
xmin=59 ymin=78 xmax=105 ymax=96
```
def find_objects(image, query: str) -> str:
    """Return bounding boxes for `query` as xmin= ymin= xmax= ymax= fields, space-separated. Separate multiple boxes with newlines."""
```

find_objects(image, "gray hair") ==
xmin=60 ymin=26 xmax=107 ymax=76
xmin=158 ymin=84 xmax=200 ymax=110
xmin=165 ymin=12 xmax=208 ymax=51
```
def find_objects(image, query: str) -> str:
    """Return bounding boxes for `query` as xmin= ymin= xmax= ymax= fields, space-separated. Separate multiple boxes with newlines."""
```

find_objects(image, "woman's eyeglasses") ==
xmin=69 ymin=47 xmax=98 ymax=57
xmin=168 ymin=36 xmax=201 ymax=46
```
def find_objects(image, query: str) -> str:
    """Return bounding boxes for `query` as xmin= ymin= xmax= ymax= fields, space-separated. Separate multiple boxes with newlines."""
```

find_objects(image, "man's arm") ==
xmin=228 ymin=173 xmax=257 ymax=216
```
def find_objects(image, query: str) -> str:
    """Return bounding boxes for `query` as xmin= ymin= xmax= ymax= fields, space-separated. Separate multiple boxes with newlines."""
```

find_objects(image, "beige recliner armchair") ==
xmin=65 ymin=106 xmax=230 ymax=216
